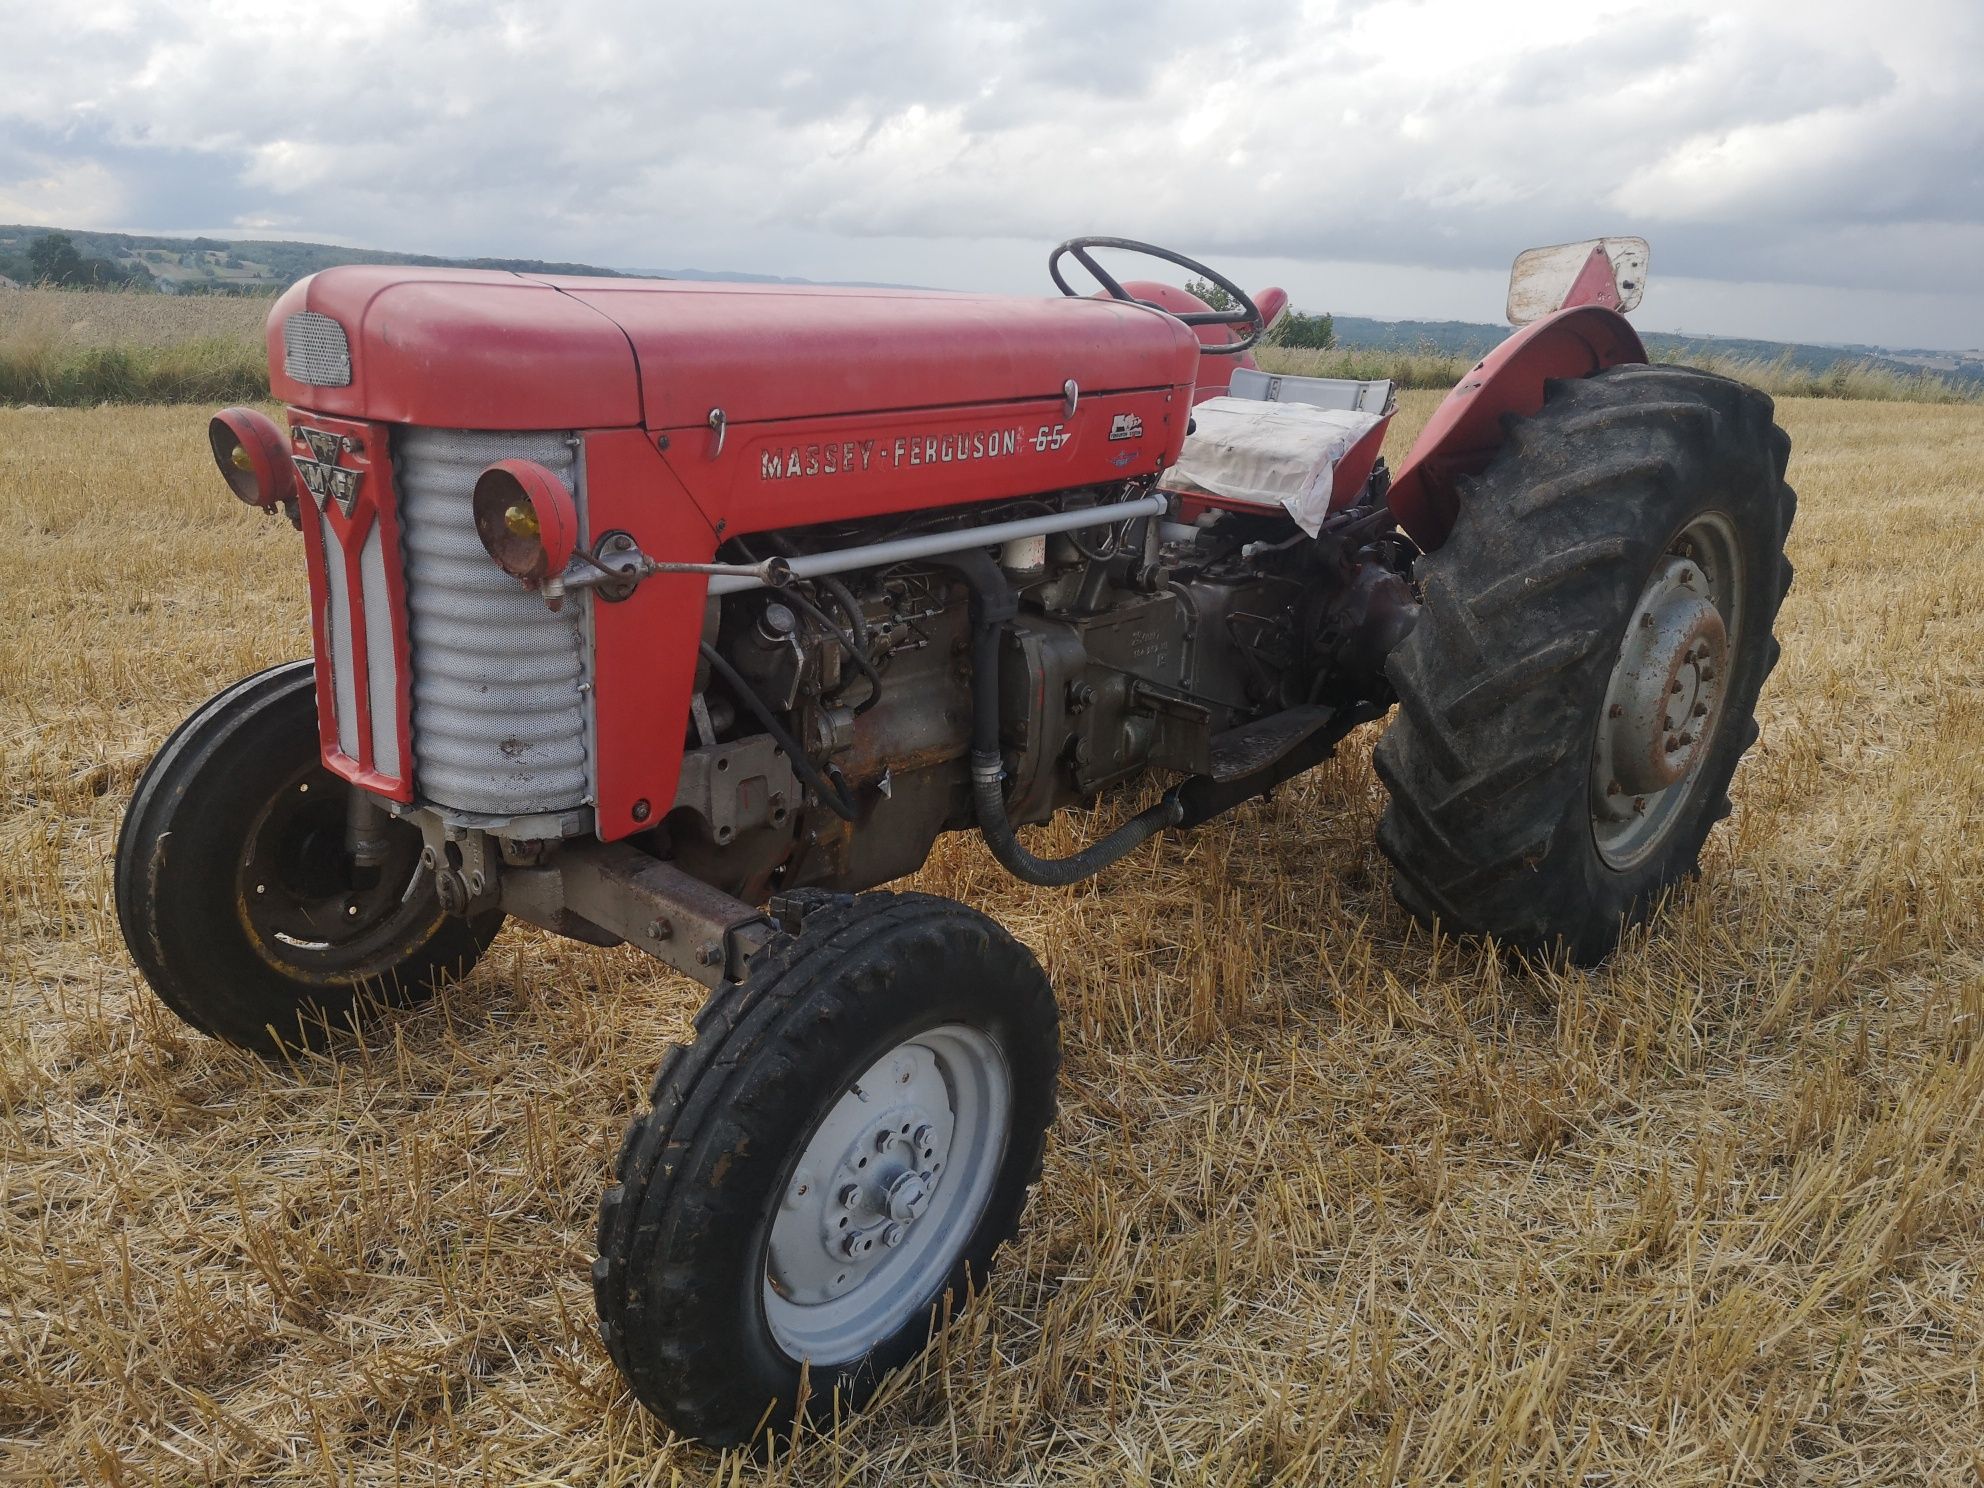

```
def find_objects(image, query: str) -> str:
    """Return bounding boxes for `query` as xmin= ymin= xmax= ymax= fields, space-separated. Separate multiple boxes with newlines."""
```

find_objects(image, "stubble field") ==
xmin=2 ymin=392 xmax=1982 ymax=1485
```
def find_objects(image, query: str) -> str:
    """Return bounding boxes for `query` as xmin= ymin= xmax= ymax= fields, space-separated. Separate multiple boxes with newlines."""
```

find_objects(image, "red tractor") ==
xmin=118 ymin=236 xmax=1793 ymax=1444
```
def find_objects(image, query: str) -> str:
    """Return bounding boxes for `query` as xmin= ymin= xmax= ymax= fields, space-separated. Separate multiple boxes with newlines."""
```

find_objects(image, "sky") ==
xmin=2 ymin=0 xmax=1980 ymax=351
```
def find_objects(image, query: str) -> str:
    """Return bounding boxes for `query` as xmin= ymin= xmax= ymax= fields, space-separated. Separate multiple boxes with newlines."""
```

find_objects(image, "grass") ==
xmin=3 ymin=393 xmax=1984 ymax=1484
xmin=0 ymin=288 xmax=269 ymax=406
xmin=3 ymin=286 xmax=1978 ymax=407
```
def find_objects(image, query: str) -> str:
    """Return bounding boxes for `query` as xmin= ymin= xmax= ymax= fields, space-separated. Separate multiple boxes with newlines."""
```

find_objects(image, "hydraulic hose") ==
xmin=698 ymin=642 xmax=858 ymax=822
xmin=932 ymin=549 xmax=1185 ymax=887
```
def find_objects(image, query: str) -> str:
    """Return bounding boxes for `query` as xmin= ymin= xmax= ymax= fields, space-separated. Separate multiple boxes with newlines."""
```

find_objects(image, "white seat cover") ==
xmin=1161 ymin=396 xmax=1386 ymax=536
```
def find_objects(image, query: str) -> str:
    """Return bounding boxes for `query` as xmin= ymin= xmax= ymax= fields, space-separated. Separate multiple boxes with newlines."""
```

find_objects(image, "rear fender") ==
xmin=1386 ymin=306 xmax=1645 ymax=551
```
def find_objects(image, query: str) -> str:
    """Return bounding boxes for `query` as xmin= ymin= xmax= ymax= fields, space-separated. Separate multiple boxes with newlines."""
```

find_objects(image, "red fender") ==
xmin=1118 ymin=280 xmax=1288 ymax=402
xmin=1387 ymin=305 xmax=1645 ymax=551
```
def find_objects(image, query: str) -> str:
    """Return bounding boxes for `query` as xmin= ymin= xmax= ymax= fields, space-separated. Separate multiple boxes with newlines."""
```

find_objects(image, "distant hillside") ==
xmin=0 ymin=224 xmax=639 ymax=294
xmin=1329 ymin=313 xmax=1984 ymax=390
xmin=0 ymin=225 xmax=913 ymax=296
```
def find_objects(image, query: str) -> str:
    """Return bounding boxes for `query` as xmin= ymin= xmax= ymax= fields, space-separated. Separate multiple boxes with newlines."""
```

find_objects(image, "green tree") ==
xmin=24 ymin=232 xmax=150 ymax=289
xmin=27 ymin=232 xmax=88 ymax=285
xmin=1267 ymin=309 xmax=1336 ymax=350
xmin=1183 ymin=276 xmax=1233 ymax=311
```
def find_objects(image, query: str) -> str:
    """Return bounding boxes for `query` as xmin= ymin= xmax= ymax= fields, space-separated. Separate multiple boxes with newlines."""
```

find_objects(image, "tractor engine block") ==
xmin=660 ymin=496 xmax=1413 ymax=902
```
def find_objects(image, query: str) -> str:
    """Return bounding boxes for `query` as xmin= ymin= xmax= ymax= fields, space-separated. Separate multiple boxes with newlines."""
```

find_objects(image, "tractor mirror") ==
xmin=1506 ymin=237 xmax=1649 ymax=325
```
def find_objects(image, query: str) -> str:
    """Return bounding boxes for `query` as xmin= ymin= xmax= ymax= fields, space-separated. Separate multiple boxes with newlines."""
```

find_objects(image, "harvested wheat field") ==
xmin=2 ymin=392 xmax=1982 ymax=1485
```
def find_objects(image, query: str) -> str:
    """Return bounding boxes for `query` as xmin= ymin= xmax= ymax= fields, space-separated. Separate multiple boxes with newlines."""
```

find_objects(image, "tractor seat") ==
xmin=1161 ymin=373 xmax=1394 ymax=534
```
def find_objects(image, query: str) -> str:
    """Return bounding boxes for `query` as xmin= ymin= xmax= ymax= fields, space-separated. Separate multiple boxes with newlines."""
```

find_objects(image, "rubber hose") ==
xmin=931 ymin=549 xmax=1185 ymax=887
xmin=698 ymin=642 xmax=858 ymax=822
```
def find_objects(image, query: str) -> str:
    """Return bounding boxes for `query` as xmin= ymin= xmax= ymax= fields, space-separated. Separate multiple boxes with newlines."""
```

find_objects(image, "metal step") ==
xmin=1205 ymin=705 xmax=1337 ymax=784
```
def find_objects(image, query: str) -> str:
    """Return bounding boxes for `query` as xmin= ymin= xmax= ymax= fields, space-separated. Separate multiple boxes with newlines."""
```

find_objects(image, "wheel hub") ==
xmin=1590 ymin=515 xmax=1745 ymax=871
xmin=773 ymin=1045 xmax=960 ymax=1305
xmin=763 ymin=1024 xmax=1012 ymax=1364
xmin=1598 ymin=559 xmax=1726 ymax=794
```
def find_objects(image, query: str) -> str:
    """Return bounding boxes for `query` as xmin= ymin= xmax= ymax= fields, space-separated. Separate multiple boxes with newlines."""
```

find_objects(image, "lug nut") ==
xmin=839 ymin=1184 xmax=863 ymax=1209
xmin=883 ymin=1223 xmax=908 ymax=1248
xmin=1633 ymin=796 xmax=1648 ymax=813
xmin=1692 ymin=702 xmax=1709 ymax=718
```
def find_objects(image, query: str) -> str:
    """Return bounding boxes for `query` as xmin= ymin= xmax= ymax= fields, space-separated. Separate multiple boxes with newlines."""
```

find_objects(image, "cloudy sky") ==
xmin=3 ymin=0 xmax=1980 ymax=349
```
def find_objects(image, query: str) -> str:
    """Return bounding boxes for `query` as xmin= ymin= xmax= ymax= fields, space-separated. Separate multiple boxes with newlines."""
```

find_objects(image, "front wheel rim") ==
xmin=763 ymin=1023 xmax=1012 ymax=1364
xmin=1590 ymin=511 xmax=1746 ymax=870
xmin=236 ymin=765 xmax=434 ymax=972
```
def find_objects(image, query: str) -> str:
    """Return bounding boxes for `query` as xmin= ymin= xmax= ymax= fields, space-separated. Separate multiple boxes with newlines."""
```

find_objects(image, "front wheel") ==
xmin=593 ymin=890 xmax=1059 ymax=1447
xmin=114 ymin=660 xmax=503 ymax=1053
xmin=1373 ymin=362 xmax=1796 ymax=962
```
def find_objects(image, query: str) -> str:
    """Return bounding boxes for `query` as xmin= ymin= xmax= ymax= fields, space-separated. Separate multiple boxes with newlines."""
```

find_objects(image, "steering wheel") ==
xmin=1049 ymin=236 xmax=1265 ymax=354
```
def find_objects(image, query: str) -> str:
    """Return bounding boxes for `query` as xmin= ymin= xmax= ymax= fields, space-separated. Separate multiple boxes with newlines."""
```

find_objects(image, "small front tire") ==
xmin=593 ymin=890 xmax=1060 ymax=1446
xmin=114 ymin=660 xmax=503 ymax=1054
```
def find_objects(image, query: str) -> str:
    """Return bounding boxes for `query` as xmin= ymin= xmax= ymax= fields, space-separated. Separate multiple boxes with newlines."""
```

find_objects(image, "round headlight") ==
xmin=472 ymin=459 xmax=579 ymax=588
xmin=208 ymin=407 xmax=297 ymax=512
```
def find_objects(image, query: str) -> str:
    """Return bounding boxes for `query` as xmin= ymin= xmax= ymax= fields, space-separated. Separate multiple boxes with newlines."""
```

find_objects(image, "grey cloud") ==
xmin=0 ymin=0 xmax=1977 ymax=344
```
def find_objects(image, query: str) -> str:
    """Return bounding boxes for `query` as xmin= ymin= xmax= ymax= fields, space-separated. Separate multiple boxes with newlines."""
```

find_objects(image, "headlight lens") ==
xmin=207 ymin=408 xmax=298 ymax=513
xmin=472 ymin=460 xmax=578 ymax=588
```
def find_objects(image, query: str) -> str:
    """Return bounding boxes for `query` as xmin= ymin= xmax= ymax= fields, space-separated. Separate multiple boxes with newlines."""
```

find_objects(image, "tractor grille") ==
xmin=395 ymin=427 xmax=590 ymax=818
xmin=283 ymin=312 xmax=352 ymax=387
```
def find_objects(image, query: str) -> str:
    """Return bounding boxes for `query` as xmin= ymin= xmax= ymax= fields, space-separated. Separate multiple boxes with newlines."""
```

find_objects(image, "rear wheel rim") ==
xmin=763 ymin=1023 xmax=1012 ymax=1364
xmin=1590 ymin=511 xmax=1745 ymax=870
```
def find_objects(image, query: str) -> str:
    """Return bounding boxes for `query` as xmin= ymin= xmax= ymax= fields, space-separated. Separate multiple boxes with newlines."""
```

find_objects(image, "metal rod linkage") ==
xmin=704 ymin=494 xmax=1171 ymax=596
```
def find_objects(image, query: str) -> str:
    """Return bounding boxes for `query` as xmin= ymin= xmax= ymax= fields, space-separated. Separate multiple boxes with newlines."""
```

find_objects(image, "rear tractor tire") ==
xmin=593 ymin=890 xmax=1060 ymax=1447
xmin=115 ymin=660 xmax=503 ymax=1054
xmin=1374 ymin=362 xmax=1795 ymax=962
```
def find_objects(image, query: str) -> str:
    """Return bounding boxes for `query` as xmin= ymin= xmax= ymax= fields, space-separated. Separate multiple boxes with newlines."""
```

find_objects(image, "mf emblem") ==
xmin=1108 ymin=413 xmax=1143 ymax=441
xmin=293 ymin=427 xmax=364 ymax=517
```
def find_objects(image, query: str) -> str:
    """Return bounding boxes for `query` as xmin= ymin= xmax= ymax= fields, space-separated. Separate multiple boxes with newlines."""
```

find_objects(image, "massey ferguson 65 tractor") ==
xmin=117 ymin=236 xmax=1793 ymax=1444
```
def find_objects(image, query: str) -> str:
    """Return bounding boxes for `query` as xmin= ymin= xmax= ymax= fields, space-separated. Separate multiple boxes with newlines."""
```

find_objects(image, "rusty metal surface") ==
xmin=1506 ymin=237 xmax=1648 ymax=325
xmin=554 ymin=842 xmax=772 ymax=987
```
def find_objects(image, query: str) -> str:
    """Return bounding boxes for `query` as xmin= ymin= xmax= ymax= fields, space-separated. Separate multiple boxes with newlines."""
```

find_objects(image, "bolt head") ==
xmin=647 ymin=917 xmax=673 ymax=942
xmin=883 ymin=1222 xmax=908 ymax=1248
xmin=839 ymin=1184 xmax=863 ymax=1209
xmin=1606 ymin=782 xmax=1621 ymax=797
xmin=631 ymin=798 xmax=651 ymax=822
xmin=1692 ymin=702 xmax=1710 ymax=718
xmin=1608 ymin=704 xmax=1624 ymax=719
xmin=695 ymin=941 xmax=722 ymax=967
xmin=1633 ymin=796 xmax=1648 ymax=813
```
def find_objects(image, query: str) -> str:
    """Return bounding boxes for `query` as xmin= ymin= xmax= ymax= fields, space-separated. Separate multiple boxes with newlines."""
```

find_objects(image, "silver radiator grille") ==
xmin=283 ymin=312 xmax=352 ymax=387
xmin=395 ymin=427 xmax=588 ymax=817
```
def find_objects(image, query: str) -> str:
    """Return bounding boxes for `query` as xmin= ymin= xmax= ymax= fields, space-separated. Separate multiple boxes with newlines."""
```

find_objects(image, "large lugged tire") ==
xmin=115 ymin=660 xmax=503 ymax=1054
xmin=593 ymin=890 xmax=1059 ymax=1447
xmin=1373 ymin=363 xmax=1795 ymax=962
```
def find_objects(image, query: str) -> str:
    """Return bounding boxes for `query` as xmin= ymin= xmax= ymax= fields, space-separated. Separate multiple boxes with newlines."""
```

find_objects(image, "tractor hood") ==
xmin=268 ymin=267 xmax=1203 ymax=433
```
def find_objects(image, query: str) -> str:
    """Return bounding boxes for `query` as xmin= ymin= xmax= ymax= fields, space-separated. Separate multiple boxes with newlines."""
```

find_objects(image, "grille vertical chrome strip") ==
xmin=357 ymin=524 xmax=401 ymax=778
xmin=318 ymin=509 xmax=361 ymax=761
xmin=395 ymin=428 xmax=588 ymax=816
